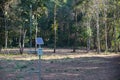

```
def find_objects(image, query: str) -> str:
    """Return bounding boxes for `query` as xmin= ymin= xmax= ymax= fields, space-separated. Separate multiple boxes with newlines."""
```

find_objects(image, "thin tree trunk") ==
xmin=118 ymin=5 xmax=120 ymax=52
xmin=114 ymin=14 xmax=117 ymax=53
xmin=22 ymin=30 xmax=27 ymax=54
xmin=67 ymin=23 xmax=70 ymax=46
xmin=94 ymin=0 xmax=101 ymax=54
xmin=30 ymin=4 xmax=32 ymax=48
xmin=102 ymin=0 xmax=108 ymax=53
xmin=54 ymin=4 xmax=57 ymax=53
xmin=35 ymin=16 xmax=38 ymax=53
xmin=19 ymin=28 xmax=27 ymax=54
xmin=104 ymin=8 xmax=108 ymax=53
xmin=87 ymin=37 xmax=90 ymax=52
xmin=96 ymin=12 xmax=100 ymax=54
xmin=73 ymin=11 xmax=77 ymax=52
xmin=105 ymin=21 xmax=108 ymax=52
xmin=87 ymin=31 xmax=91 ymax=53
xmin=19 ymin=28 xmax=22 ymax=54
xmin=5 ymin=31 xmax=8 ymax=49
xmin=87 ymin=18 xmax=91 ymax=53
xmin=5 ymin=18 xmax=8 ymax=49
xmin=114 ymin=27 xmax=117 ymax=53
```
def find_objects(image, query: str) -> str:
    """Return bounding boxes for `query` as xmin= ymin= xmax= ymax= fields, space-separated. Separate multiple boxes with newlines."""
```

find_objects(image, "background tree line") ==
xmin=0 ymin=0 xmax=120 ymax=53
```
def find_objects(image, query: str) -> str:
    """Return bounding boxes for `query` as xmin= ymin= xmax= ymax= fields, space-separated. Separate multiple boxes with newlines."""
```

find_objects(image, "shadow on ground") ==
xmin=0 ymin=54 xmax=120 ymax=80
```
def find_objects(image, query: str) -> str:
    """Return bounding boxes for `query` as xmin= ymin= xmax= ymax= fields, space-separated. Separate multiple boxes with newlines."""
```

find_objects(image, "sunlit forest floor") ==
xmin=0 ymin=48 xmax=120 ymax=80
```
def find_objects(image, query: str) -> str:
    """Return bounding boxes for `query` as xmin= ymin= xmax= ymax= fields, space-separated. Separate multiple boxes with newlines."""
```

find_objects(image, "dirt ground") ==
xmin=0 ymin=49 xmax=120 ymax=80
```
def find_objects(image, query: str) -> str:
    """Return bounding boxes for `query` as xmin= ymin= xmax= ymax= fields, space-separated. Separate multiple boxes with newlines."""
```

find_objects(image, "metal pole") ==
xmin=38 ymin=55 xmax=41 ymax=80
xmin=38 ymin=44 xmax=41 ymax=80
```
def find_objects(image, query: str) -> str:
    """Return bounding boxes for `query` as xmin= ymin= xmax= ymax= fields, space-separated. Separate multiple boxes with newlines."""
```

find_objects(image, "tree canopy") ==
xmin=0 ymin=0 xmax=120 ymax=53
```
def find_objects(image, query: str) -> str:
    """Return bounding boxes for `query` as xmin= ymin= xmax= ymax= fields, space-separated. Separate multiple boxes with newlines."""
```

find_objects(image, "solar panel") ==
xmin=36 ymin=37 xmax=44 ymax=45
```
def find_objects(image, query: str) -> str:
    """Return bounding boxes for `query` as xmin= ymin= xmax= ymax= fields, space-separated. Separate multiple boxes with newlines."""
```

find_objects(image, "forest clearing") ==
xmin=0 ymin=49 xmax=120 ymax=80
xmin=0 ymin=0 xmax=120 ymax=80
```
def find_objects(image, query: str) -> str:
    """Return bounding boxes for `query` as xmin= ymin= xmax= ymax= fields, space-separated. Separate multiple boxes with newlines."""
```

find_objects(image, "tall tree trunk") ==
xmin=0 ymin=6 xmax=4 ymax=52
xmin=29 ymin=4 xmax=32 ymax=48
xmin=67 ymin=23 xmax=70 ymax=46
xmin=114 ymin=14 xmax=117 ymax=53
xmin=114 ymin=26 xmax=117 ymax=53
xmin=94 ymin=0 xmax=101 ymax=54
xmin=35 ymin=16 xmax=38 ymax=53
xmin=87 ymin=37 xmax=90 ymax=52
xmin=105 ymin=20 xmax=108 ymax=52
xmin=19 ymin=29 xmax=27 ymax=54
xmin=4 ymin=7 xmax=7 ymax=49
xmin=19 ymin=28 xmax=22 ymax=54
xmin=5 ymin=31 xmax=8 ymax=49
xmin=96 ymin=12 xmax=101 ymax=54
xmin=87 ymin=21 xmax=91 ymax=53
xmin=22 ymin=30 xmax=27 ymax=54
xmin=54 ymin=4 xmax=57 ymax=53
xmin=5 ymin=18 xmax=8 ymax=49
xmin=73 ymin=11 xmax=77 ymax=52
xmin=104 ymin=7 xmax=108 ymax=53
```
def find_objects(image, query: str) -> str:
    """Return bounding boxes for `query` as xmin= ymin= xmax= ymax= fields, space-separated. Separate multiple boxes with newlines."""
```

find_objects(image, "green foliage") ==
xmin=86 ymin=26 xmax=92 ymax=37
xmin=51 ymin=22 xmax=58 ymax=31
xmin=0 ymin=0 xmax=120 ymax=52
